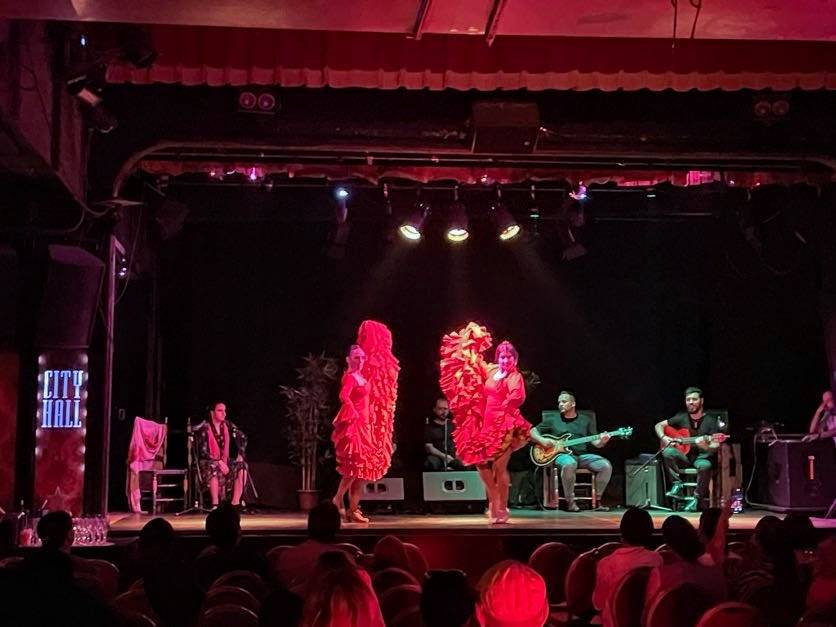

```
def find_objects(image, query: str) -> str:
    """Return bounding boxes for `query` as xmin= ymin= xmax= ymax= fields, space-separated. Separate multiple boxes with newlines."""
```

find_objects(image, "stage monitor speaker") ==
xmin=625 ymin=455 xmax=666 ymax=508
xmin=753 ymin=438 xmax=836 ymax=512
xmin=362 ymin=478 xmax=405 ymax=501
xmin=422 ymin=471 xmax=486 ymax=501
xmin=36 ymin=246 xmax=105 ymax=349
xmin=471 ymin=102 xmax=540 ymax=154
xmin=0 ymin=246 xmax=18 ymax=347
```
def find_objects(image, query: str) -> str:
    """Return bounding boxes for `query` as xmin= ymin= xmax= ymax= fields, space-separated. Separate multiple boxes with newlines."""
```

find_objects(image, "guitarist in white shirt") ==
xmin=529 ymin=391 xmax=612 ymax=512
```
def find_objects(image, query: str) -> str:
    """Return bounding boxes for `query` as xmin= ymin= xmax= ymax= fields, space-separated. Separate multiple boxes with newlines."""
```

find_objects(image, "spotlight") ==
xmin=334 ymin=187 xmax=349 ymax=225
xmin=335 ymin=187 xmax=350 ymax=200
xmin=491 ymin=187 xmax=520 ymax=242
xmin=445 ymin=188 xmax=469 ymax=243
xmin=248 ymin=168 xmax=259 ymax=182
xmin=399 ymin=195 xmax=431 ymax=242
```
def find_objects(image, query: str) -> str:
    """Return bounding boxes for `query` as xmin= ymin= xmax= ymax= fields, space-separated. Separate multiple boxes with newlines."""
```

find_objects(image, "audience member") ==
xmin=260 ymin=587 xmax=304 ymax=627
xmin=195 ymin=502 xmax=269 ymax=589
xmin=422 ymin=569 xmax=477 ymax=627
xmin=477 ymin=560 xmax=549 ymax=627
xmin=300 ymin=563 xmax=385 ymax=627
xmin=372 ymin=534 xmax=411 ymax=573
xmin=277 ymin=501 xmax=343 ymax=594
xmin=806 ymin=537 xmax=836 ymax=615
xmin=645 ymin=515 xmax=726 ymax=605
xmin=593 ymin=507 xmax=662 ymax=627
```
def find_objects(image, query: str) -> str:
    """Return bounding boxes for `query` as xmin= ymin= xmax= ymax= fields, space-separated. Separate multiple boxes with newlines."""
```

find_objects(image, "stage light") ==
xmin=116 ymin=256 xmax=129 ymax=279
xmin=335 ymin=187 xmax=349 ymax=200
xmin=399 ymin=196 xmax=431 ymax=242
xmin=66 ymin=68 xmax=118 ymax=133
xmin=249 ymin=168 xmax=258 ymax=182
xmin=491 ymin=187 xmax=520 ymax=242
xmin=445 ymin=188 xmax=469 ymax=243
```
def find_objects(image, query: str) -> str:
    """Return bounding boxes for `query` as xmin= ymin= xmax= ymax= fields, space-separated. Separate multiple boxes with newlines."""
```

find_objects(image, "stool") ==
xmin=139 ymin=469 xmax=187 ymax=514
xmin=542 ymin=465 xmax=598 ymax=509
xmin=672 ymin=467 xmax=719 ymax=510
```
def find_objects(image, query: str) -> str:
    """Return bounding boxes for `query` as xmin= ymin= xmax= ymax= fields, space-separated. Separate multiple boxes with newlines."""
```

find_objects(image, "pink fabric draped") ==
xmin=127 ymin=417 xmax=166 ymax=467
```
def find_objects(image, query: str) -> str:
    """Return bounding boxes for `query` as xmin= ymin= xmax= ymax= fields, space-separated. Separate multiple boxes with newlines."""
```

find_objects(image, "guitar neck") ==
xmin=564 ymin=432 xmax=610 ymax=447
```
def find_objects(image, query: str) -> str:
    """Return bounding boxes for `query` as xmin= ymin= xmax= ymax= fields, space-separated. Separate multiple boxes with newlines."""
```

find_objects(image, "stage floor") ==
xmin=109 ymin=508 xmax=836 ymax=537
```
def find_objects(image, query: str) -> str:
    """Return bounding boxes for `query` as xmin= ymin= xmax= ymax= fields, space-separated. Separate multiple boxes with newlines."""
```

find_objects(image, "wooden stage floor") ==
xmin=109 ymin=508 xmax=836 ymax=537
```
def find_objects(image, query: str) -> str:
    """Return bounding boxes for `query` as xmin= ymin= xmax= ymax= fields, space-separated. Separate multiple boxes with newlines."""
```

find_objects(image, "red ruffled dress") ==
xmin=331 ymin=320 xmax=399 ymax=481
xmin=440 ymin=322 xmax=531 ymax=466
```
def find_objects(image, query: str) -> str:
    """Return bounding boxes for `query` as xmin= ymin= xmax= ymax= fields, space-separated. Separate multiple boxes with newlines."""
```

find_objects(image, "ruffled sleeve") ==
xmin=338 ymin=372 xmax=357 ymax=404
xmin=502 ymin=371 xmax=526 ymax=410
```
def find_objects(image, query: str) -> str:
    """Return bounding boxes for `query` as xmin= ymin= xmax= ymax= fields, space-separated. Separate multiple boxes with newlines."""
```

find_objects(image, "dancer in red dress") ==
xmin=440 ymin=322 xmax=532 ymax=524
xmin=332 ymin=320 xmax=399 ymax=523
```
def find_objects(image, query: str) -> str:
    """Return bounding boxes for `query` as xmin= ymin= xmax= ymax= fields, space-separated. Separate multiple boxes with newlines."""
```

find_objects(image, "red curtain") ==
xmin=108 ymin=26 xmax=836 ymax=91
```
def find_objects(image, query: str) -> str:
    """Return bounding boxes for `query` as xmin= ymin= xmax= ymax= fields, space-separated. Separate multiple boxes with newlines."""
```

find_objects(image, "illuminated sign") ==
xmin=40 ymin=369 xmax=86 ymax=428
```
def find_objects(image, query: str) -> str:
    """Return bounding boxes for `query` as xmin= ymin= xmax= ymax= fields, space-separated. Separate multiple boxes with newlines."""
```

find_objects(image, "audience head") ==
xmin=301 ymin=564 xmax=384 ymax=627
xmin=373 ymin=535 xmax=410 ymax=572
xmin=139 ymin=517 xmax=175 ymax=557
xmin=814 ymin=536 xmax=836 ymax=579
xmin=205 ymin=502 xmax=241 ymax=549
xmin=661 ymin=515 xmax=704 ymax=563
xmin=36 ymin=510 xmax=74 ymax=551
xmin=698 ymin=507 xmax=723 ymax=543
xmin=783 ymin=513 xmax=817 ymax=551
xmin=308 ymin=501 xmax=341 ymax=543
xmin=620 ymin=507 xmax=655 ymax=547
xmin=477 ymin=560 xmax=549 ymax=627
xmin=422 ymin=569 xmax=477 ymax=627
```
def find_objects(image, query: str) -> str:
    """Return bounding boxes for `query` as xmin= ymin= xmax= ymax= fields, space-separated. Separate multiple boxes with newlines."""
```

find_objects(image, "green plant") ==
xmin=280 ymin=353 xmax=339 ymax=492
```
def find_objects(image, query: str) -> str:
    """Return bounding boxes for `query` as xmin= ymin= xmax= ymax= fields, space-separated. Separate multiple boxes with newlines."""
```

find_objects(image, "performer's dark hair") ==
xmin=348 ymin=344 xmax=362 ymax=355
xmin=207 ymin=400 xmax=226 ymax=413
xmin=662 ymin=515 xmax=704 ymax=562
xmin=684 ymin=386 xmax=703 ymax=398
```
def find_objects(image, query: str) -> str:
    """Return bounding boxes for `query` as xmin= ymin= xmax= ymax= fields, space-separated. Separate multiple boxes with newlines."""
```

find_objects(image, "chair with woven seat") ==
xmin=540 ymin=410 xmax=602 ymax=510
xmin=645 ymin=583 xmax=713 ymax=627
xmin=528 ymin=542 xmax=576 ymax=605
xmin=607 ymin=566 xmax=653 ymax=627
xmin=199 ymin=604 xmax=258 ymax=627
xmin=212 ymin=570 xmax=267 ymax=601
xmin=202 ymin=585 xmax=260 ymax=614
xmin=379 ymin=584 xmax=422 ymax=625
xmin=695 ymin=602 xmax=766 ymax=627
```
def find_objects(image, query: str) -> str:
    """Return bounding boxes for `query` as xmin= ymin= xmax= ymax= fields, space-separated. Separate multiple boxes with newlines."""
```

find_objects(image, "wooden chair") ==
xmin=379 ymin=584 xmax=422 ymax=625
xmin=528 ymin=542 xmax=576 ymax=604
xmin=203 ymin=585 xmax=260 ymax=614
xmin=645 ymin=583 xmax=712 ymax=627
xmin=695 ymin=602 xmax=766 ymax=627
xmin=607 ymin=566 xmax=652 ymax=627
xmin=87 ymin=558 xmax=120 ymax=599
xmin=199 ymin=604 xmax=259 ymax=627
xmin=212 ymin=570 xmax=267 ymax=601
xmin=372 ymin=567 xmax=419 ymax=595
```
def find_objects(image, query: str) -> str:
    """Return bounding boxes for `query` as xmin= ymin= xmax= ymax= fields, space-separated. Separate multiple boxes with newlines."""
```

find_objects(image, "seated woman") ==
xmin=195 ymin=401 xmax=248 ymax=506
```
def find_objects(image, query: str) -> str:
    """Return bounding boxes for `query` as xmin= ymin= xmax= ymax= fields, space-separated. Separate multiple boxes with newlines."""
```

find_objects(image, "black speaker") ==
xmin=625 ymin=455 xmax=666 ymax=508
xmin=471 ymin=101 xmax=540 ymax=154
xmin=753 ymin=438 xmax=836 ymax=512
xmin=35 ymin=246 xmax=105 ymax=349
xmin=0 ymin=246 xmax=18 ymax=347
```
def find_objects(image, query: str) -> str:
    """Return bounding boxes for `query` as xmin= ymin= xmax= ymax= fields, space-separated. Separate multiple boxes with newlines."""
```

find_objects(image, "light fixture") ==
xmin=491 ymin=187 xmax=520 ymax=241
xmin=399 ymin=191 xmax=431 ymax=241
xmin=445 ymin=188 xmax=469 ymax=243
xmin=334 ymin=187 xmax=349 ymax=225
xmin=569 ymin=181 xmax=588 ymax=201
xmin=116 ymin=256 xmax=129 ymax=280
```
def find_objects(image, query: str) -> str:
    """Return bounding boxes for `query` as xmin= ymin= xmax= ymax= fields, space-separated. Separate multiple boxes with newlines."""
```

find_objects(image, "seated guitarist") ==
xmin=654 ymin=387 xmax=726 ymax=512
xmin=530 ymin=391 xmax=612 ymax=512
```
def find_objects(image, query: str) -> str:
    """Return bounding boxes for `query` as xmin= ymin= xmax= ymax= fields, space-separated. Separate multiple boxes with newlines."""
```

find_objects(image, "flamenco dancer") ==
xmin=440 ymin=322 xmax=531 ymax=524
xmin=332 ymin=320 xmax=399 ymax=523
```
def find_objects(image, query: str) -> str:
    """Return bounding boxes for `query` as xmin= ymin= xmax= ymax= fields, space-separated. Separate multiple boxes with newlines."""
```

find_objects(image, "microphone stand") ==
xmin=176 ymin=418 xmax=211 ymax=516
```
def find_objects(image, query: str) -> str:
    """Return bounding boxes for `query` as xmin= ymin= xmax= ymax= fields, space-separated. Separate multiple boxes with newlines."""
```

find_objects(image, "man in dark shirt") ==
xmin=530 ymin=391 xmax=612 ymax=512
xmin=654 ymin=386 xmax=726 ymax=512
xmin=424 ymin=397 xmax=465 ymax=470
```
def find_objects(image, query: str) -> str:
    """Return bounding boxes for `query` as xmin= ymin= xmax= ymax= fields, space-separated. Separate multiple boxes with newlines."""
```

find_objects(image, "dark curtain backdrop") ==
xmin=103 ymin=189 xmax=829 ymax=507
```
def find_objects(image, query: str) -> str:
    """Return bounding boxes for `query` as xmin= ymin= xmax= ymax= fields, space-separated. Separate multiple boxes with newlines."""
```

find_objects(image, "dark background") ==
xmin=106 ymin=184 xmax=831 ymax=509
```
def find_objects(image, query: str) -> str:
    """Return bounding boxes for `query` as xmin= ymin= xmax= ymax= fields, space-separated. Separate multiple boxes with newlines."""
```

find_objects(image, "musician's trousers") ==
xmin=554 ymin=453 xmax=612 ymax=502
xmin=662 ymin=448 xmax=714 ymax=499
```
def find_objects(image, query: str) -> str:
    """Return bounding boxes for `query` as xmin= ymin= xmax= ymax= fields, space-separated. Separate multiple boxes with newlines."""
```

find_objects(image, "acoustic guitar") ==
xmin=662 ymin=425 xmax=729 ymax=455
xmin=530 ymin=427 xmax=633 ymax=466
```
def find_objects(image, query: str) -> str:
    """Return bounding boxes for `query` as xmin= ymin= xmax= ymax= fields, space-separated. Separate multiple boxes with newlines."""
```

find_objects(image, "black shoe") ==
xmin=665 ymin=482 xmax=684 ymax=498
xmin=566 ymin=501 xmax=580 ymax=512
xmin=593 ymin=505 xmax=610 ymax=512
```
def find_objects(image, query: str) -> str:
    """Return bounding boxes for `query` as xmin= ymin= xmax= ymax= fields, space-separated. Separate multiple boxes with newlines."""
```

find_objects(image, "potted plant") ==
xmin=280 ymin=353 xmax=338 ymax=511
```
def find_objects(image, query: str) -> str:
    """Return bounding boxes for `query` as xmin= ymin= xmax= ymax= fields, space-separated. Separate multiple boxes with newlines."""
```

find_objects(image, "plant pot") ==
xmin=297 ymin=489 xmax=320 ymax=512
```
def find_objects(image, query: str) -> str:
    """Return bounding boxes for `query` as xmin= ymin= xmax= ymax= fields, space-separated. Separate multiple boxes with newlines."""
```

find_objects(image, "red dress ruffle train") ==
xmin=332 ymin=320 xmax=399 ymax=481
xmin=439 ymin=322 xmax=531 ymax=466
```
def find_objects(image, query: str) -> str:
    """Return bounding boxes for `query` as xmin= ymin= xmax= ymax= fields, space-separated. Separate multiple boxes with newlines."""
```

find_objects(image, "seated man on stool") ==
xmin=424 ymin=397 xmax=465 ymax=470
xmin=655 ymin=387 xmax=724 ymax=512
xmin=529 ymin=391 xmax=612 ymax=512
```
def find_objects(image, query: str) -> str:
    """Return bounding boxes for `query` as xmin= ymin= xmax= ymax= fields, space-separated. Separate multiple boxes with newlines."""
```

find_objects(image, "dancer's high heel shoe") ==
xmin=348 ymin=508 xmax=370 ymax=524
